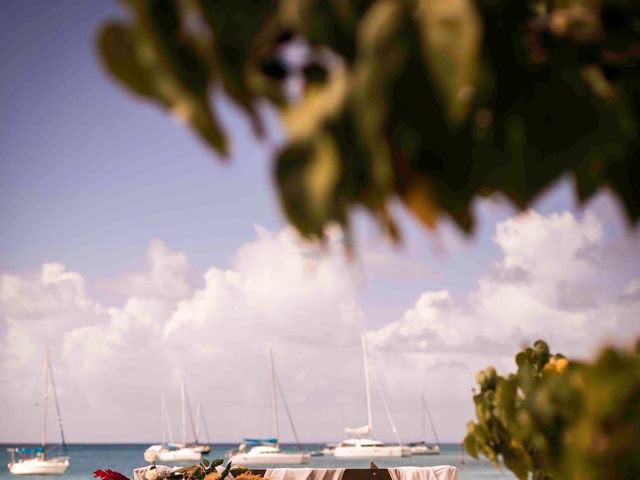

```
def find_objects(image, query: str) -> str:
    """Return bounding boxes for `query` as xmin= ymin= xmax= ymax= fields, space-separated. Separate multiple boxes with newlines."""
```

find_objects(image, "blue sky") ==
xmin=1 ymin=1 xmax=639 ymax=443
xmin=1 ymin=1 xmax=280 ymax=277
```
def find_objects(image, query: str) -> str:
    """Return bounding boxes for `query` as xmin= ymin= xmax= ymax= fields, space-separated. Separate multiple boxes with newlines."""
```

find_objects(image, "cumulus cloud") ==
xmin=0 ymin=228 xmax=367 ymax=443
xmin=366 ymin=210 xmax=640 ymax=442
xmin=0 ymin=263 xmax=107 ymax=369
xmin=371 ymin=211 xmax=639 ymax=352
xmin=1 ymin=211 xmax=638 ymax=445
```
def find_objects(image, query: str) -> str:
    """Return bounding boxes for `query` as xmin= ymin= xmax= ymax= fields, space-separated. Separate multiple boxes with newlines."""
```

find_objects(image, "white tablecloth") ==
xmin=387 ymin=466 xmax=457 ymax=480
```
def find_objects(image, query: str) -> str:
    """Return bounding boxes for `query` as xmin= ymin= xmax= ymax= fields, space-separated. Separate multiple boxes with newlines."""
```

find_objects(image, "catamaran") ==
xmin=409 ymin=394 xmax=441 ymax=455
xmin=228 ymin=349 xmax=310 ymax=465
xmin=7 ymin=349 xmax=70 ymax=475
xmin=145 ymin=383 xmax=202 ymax=462
xmin=333 ymin=335 xmax=410 ymax=458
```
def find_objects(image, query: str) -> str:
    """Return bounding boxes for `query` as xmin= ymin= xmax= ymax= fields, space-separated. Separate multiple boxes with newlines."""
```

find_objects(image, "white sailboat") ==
xmin=193 ymin=402 xmax=211 ymax=454
xmin=228 ymin=349 xmax=310 ymax=465
xmin=409 ymin=395 xmax=441 ymax=455
xmin=145 ymin=384 xmax=202 ymax=462
xmin=333 ymin=335 xmax=410 ymax=458
xmin=7 ymin=349 xmax=70 ymax=475
xmin=178 ymin=383 xmax=211 ymax=455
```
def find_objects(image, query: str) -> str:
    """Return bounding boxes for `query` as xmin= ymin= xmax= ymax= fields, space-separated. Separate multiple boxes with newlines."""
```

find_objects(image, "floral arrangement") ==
xmin=94 ymin=450 xmax=263 ymax=480
xmin=94 ymin=470 xmax=131 ymax=480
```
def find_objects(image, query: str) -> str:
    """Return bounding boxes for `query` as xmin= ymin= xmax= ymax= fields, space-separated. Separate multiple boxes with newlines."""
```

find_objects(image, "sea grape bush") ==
xmin=464 ymin=340 xmax=640 ymax=479
xmin=97 ymin=0 xmax=640 ymax=243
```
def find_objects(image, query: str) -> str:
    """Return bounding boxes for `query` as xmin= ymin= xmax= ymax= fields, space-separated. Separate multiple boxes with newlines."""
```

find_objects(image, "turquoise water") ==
xmin=0 ymin=444 xmax=514 ymax=480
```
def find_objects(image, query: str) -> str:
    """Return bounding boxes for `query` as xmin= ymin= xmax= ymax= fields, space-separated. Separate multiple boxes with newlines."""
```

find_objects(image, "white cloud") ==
xmin=0 ymin=229 xmax=367 ymax=443
xmin=1 ymin=211 xmax=638 ymax=445
xmin=366 ymin=209 xmax=640 ymax=442
xmin=0 ymin=263 xmax=107 ymax=369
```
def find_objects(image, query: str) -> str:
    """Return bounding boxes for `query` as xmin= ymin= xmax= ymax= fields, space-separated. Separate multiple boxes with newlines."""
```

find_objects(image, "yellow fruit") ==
xmin=555 ymin=358 xmax=569 ymax=373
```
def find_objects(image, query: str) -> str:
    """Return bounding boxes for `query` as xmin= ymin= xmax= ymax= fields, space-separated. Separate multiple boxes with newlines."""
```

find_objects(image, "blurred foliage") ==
xmin=97 ymin=0 xmax=640 ymax=241
xmin=464 ymin=340 xmax=640 ymax=479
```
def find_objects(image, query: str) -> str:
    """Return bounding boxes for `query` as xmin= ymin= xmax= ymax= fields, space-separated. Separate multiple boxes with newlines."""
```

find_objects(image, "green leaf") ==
xmin=97 ymin=2 xmax=228 ymax=155
xmin=464 ymin=429 xmax=478 ymax=458
xmin=219 ymin=461 xmax=232 ymax=480
xmin=98 ymin=22 xmax=156 ymax=100
xmin=96 ymin=0 xmax=640 ymax=246
xmin=413 ymin=0 xmax=481 ymax=125
xmin=280 ymin=0 xmax=370 ymax=64
xmin=198 ymin=0 xmax=277 ymax=134
xmin=502 ymin=449 xmax=530 ymax=480
xmin=229 ymin=466 xmax=249 ymax=477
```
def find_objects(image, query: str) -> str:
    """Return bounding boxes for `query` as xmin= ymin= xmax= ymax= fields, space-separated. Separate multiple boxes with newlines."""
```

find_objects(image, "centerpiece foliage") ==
xmin=94 ymin=458 xmax=258 ymax=480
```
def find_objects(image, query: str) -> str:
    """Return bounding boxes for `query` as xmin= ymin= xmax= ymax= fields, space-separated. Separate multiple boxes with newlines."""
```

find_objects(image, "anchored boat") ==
xmin=333 ymin=334 xmax=410 ymax=458
xmin=145 ymin=383 xmax=203 ymax=463
xmin=228 ymin=349 xmax=310 ymax=465
xmin=7 ymin=349 xmax=70 ymax=475
xmin=409 ymin=394 xmax=441 ymax=455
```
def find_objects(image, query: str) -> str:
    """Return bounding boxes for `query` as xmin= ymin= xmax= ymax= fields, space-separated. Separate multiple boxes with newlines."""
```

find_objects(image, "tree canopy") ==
xmin=97 ymin=0 xmax=640 ymax=241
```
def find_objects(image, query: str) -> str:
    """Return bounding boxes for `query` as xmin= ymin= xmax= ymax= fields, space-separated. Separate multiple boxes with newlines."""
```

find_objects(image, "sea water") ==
xmin=0 ymin=444 xmax=515 ymax=480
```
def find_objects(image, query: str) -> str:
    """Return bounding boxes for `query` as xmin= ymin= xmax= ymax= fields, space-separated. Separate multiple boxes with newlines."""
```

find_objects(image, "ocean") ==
xmin=0 ymin=444 xmax=515 ymax=480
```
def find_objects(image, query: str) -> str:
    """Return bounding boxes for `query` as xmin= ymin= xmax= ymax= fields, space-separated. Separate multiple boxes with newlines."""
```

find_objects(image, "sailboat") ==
xmin=228 ymin=349 xmax=310 ymax=465
xmin=176 ymin=384 xmax=210 ymax=455
xmin=333 ymin=335 xmax=410 ymax=458
xmin=408 ymin=394 xmax=441 ymax=455
xmin=144 ymin=383 xmax=202 ymax=462
xmin=7 ymin=349 xmax=70 ymax=475
xmin=192 ymin=402 xmax=211 ymax=454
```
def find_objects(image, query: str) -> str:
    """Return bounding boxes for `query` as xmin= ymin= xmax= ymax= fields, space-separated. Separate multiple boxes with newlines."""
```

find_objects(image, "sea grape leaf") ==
xmin=97 ymin=0 xmax=228 ymax=154
xmin=96 ymin=0 xmax=640 ymax=241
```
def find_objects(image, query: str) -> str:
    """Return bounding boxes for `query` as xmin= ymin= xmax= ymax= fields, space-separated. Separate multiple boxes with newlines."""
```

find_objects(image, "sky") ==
xmin=1 ymin=1 xmax=639 ymax=445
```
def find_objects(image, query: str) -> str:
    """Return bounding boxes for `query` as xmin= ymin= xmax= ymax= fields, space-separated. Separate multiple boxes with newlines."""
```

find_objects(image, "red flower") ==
xmin=94 ymin=469 xmax=131 ymax=480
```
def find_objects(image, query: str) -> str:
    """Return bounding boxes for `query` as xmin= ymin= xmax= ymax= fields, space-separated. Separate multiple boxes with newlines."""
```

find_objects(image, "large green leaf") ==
xmin=96 ymin=0 xmax=640 ymax=240
xmin=98 ymin=0 xmax=228 ymax=154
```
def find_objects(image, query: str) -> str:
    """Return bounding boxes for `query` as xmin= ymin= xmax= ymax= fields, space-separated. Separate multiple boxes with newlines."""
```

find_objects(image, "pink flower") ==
xmin=94 ymin=469 xmax=131 ymax=480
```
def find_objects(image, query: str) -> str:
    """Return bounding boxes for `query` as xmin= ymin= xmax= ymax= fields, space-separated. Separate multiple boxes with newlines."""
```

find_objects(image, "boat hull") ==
xmin=228 ymin=452 xmax=310 ymax=465
xmin=8 ymin=458 xmax=70 ymax=475
xmin=157 ymin=449 xmax=202 ymax=462
xmin=333 ymin=446 xmax=410 ymax=458
xmin=146 ymin=445 xmax=202 ymax=462
xmin=410 ymin=445 xmax=440 ymax=455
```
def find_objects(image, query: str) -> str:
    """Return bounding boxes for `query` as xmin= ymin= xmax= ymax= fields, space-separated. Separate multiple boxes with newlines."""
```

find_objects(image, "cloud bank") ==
xmin=1 ymin=210 xmax=638 ymax=444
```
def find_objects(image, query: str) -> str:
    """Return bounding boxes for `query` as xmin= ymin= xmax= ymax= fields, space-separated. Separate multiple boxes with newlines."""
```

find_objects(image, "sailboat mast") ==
xmin=198 ymin=402 xmax=211 ymax=444
xmin=162 ymin=392 xmax=175 ymax=443
xmin=183 ymin=384 xmax=198 ymax=443
xmin=373 ymin=370 xmax=402 ymax=445
xmin=181 ymin=379 xmax=186 ymax=445
xmin=42 ymin=349 xmax=50 ymax=451
xmin=47 ymin=353 xmax=67 ymax=450
xmin=424 ymin=396 xmax=441 ymax=446
xmin=274 ymin=371 xmax=303 ymax=448
xmin=268 ymin=348 xmax=280 ymax=444
xmin=195 ymin=402 xmax=201 ymax=440
xmin=161 ymin=393 xmax=167 ymax=445
xmin=361 ymin=334 xmax=373 ymax=435
xmin=421 ymin=394 xmax=427 ymax=443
